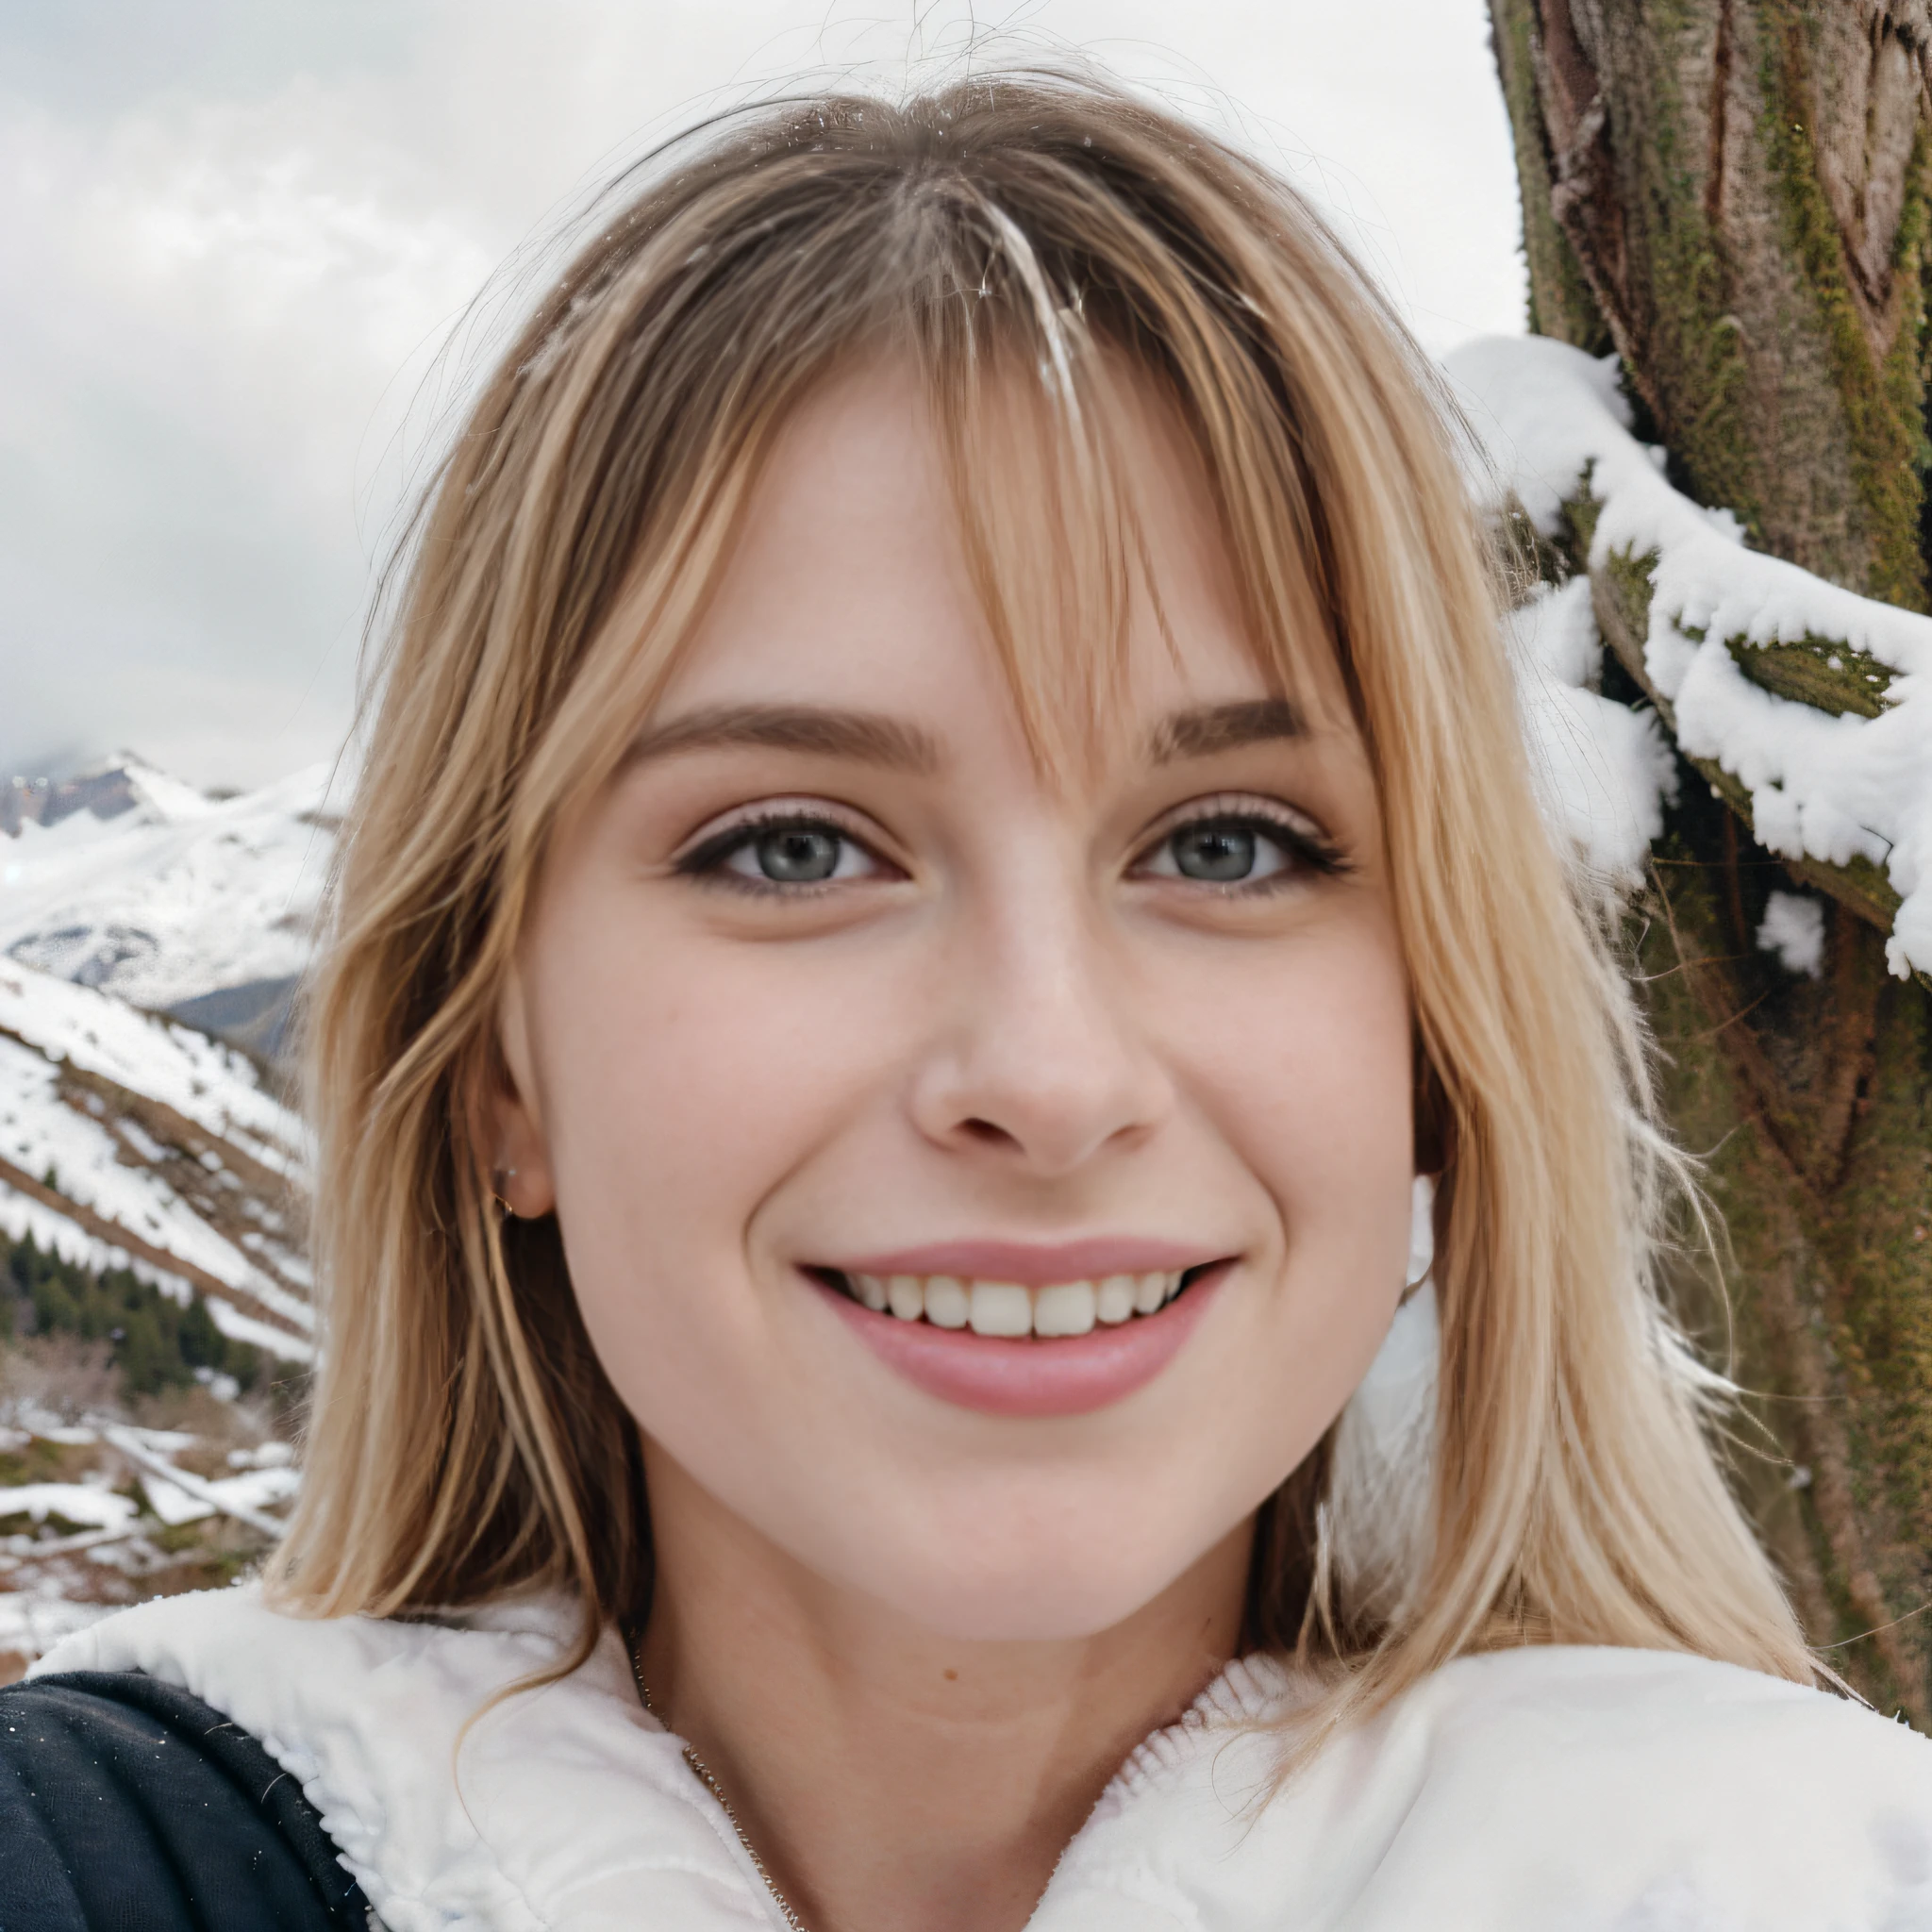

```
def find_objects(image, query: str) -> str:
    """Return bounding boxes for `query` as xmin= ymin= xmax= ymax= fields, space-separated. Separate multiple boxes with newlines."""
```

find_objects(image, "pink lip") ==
xmin=810 ymin=1262 xmax=1229 ymax=1418
xmin=827 ymin=1238 xmax=1213 ymax=1287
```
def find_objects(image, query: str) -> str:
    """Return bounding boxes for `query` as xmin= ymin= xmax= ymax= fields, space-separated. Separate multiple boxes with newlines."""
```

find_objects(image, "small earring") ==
xmin=1405 ymin=1174 xmax=1436 ymax=1296
xmin=491 ymin=1167 xmax=519 ymax=1219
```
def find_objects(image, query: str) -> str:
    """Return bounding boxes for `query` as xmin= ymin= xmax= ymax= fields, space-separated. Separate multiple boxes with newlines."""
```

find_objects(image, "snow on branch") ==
xmin=1446 ymin=334 xmax=1932 ymax=981
xmin=1504 ymin=577 xmax=1677 ymax=890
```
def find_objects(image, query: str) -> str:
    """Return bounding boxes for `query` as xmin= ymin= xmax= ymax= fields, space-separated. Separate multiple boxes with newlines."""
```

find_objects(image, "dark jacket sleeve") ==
xmin=0 ymin=1669 xmax=369 ymax=1931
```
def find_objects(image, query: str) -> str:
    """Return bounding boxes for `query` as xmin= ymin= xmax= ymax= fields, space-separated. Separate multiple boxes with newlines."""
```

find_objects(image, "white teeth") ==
xmin=1033 ymin=1280 xmax=1096 ymax=1337
xmin=842 ymin=1265 xmax=1199 ymax=1334
xmin=924 ymin=1275 xmax=970 ymax=1328
xmin=969 ymin=1281 xmax=1033 ymax=1338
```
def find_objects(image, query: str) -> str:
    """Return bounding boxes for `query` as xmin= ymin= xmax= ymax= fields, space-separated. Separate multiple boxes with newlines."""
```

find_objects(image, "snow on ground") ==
xmin=0 ymin=1591 xmax=115 ymax=1662
xmin=0 ymin=1484 xmax=139 ymax=1532
xmin=138 ymin=1462 xmax=300 ymax=1528
xmin=1449 ymin=334 xmax=1932 ymax=979
xmin=0 ymin=1420 xmax=304 ymax=1664
xmin=0 ymin=758 xmax=336 ymax=1013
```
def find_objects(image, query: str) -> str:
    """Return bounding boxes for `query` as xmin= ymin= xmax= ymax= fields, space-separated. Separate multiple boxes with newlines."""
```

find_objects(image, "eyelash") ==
xmin=1133 ymin=796 xmax=1348 ymax=893
xmin=672 ymin=797 xmax=1348 ymax=897
xmin=673 ymin=807 xmax=889 ymax=896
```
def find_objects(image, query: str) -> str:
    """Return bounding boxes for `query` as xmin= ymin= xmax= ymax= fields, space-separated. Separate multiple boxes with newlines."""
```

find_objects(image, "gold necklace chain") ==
xmin=628 ymin=1640 xmax=814 ymax=1932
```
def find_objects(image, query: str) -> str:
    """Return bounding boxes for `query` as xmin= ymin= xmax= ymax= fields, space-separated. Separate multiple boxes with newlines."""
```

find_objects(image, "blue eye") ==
xmin=741 ymin=826 xmax=844 ymax=882
xmin=1137 ymin=807 xmax=1341 ymax=889
xmin=1168 ymin=822 xmax=1269 ymax=882
xmin=676 ymin=813 xmax=883 ymax=890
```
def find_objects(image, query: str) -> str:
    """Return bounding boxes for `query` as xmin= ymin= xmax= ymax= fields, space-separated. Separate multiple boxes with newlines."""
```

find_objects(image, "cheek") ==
xmin=525 ymin=910 xmax=918 ymax=1407
xmin=539 ymin=922 xmax=891 ymax=1233
xmin=1158 ymin=912 xmax=1414 ymax=1221
xmin=1153 ymin=911 xmax=1417 ymax=1398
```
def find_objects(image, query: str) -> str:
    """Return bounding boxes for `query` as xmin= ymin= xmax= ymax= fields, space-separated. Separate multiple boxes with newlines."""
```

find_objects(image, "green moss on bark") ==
xmin=1489 ymin=0 xmax=1612 ymax=350
xmin=1830 ymin=976 xmax=1932 ymax=1604
xmin=1613 ymin=1 xmax=1774 ymax=546
xmin=1760 ymin=11 xmax=1931 ymax=610
xmin=1639 ymin=824 xmax=1932 ymax=1723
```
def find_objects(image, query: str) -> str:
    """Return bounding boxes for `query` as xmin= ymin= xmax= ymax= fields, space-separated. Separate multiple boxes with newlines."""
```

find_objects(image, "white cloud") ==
xmin=0 ymin=0 xmax=1525 ymax=789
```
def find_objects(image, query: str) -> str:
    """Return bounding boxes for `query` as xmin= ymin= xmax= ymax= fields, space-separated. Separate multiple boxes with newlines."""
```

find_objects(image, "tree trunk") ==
xmin=1490 ymin=0 xmax=1932 ymax=1726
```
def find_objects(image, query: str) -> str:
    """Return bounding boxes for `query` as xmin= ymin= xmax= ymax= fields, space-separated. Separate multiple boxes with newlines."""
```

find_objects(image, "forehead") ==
xmin=655 ymin=358 xmax=1320 ymax=758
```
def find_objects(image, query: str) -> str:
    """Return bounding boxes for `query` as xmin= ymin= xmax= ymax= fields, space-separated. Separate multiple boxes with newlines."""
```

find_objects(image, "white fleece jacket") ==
xmin=32 ymin=1584 xmax=1932 ymax=1930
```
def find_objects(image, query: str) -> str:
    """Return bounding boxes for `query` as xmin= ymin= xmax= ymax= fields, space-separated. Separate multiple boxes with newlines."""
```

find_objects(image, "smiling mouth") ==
xmin=811 ymin=1265 xmax=1216 ymax=1339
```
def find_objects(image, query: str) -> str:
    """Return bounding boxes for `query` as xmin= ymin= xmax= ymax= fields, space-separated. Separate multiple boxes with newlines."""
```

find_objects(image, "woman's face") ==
xmin=496 ymin=365 xmax=1415 ymax=1641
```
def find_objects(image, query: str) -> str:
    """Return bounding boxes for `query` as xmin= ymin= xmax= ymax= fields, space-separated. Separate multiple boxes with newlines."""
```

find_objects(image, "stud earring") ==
xmin=491 ymin=1167 xmax=519 ymax=1218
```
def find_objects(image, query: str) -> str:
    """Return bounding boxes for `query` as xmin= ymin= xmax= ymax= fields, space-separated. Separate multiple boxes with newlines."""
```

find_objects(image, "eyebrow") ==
xmin=1149 ymin=698 xmax=1305 ymax=762
xmin=620 ymin=704 xmax=942 ymax=774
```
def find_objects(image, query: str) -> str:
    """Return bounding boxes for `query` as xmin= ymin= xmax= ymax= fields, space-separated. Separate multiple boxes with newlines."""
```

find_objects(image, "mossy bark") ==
xmin=1488 ymin=0 xmax=1932 ymax=604
xmin=1490 ymin=0 xmax=1932 ymax=1724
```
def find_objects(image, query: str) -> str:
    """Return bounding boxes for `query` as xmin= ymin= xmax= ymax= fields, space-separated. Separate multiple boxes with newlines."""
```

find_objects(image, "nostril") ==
xmin=959 ymin=1116 xmax=1019 ymax=1146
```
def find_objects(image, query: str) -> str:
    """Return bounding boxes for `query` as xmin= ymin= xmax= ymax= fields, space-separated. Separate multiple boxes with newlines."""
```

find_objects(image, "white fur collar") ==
xmin=35 ymin=1585 xmax=1932 ymax=1930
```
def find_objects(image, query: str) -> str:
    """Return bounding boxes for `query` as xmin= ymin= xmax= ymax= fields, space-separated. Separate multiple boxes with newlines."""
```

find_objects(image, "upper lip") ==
xmin=819 ymin=1238 xmax=1225 ymax=1286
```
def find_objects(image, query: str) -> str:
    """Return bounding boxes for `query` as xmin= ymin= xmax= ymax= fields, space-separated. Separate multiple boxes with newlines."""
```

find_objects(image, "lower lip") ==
xmin=811 ymin=1266 xmax=1227 ymax=1418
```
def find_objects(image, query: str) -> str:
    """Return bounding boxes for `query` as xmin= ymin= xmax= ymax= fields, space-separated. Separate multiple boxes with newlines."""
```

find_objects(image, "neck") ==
xmin=635 ymin=1451 xmax=1253 ymax=1932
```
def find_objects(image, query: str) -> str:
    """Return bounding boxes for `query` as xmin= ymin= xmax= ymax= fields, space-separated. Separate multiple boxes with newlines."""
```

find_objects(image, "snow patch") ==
xmin=203 ymin=1295 xmax=314 ymax=1363
xmin=0 ymin=1484 xmax=138 ymax=1532
xmin=1506 ymin=579 xmax=1677 ymax=886
xmin=1758 ymin=891 xmax=1827 ymax=979
xmin=0 ymin=1182 xmax=192 ymax=1300
xmin=0 ymin=1591 xmax=114 ymax=1661
xmin=135 ymin=1463 xmax=295 ymax=1526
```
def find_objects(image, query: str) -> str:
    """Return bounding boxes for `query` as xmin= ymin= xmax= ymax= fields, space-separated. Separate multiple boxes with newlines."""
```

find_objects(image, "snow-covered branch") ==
xmin=1447 ymin=335 xmax=1932 ymax=982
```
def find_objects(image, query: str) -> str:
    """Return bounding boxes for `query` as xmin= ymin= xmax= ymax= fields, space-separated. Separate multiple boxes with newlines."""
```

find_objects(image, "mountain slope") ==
xmin=0 ymin=757 xmax=334 ymax=1367
xmin=0 ymin=962 xmax=313 ymax=1364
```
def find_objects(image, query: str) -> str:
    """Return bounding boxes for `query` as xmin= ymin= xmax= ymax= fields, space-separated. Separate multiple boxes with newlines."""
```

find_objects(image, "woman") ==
xmin=3 ymin=75 xmax=1926 ymax=1932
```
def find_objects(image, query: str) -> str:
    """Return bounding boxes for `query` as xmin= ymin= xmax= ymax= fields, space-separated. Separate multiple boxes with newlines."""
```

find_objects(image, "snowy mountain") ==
xmin=0 ymin=756 xmax=337 ymax=1041
xmin=0 ymin=758 xmax=331 ymax=1367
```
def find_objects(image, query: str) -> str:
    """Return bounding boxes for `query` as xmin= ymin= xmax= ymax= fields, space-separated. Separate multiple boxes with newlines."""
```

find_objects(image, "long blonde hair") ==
xmin=274 ymin=75 xmax=1812 ymax=1720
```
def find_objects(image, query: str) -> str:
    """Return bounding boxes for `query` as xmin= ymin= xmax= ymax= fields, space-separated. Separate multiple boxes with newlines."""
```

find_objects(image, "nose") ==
xmin=907 ymin=878 xmax=1174 ymax=1178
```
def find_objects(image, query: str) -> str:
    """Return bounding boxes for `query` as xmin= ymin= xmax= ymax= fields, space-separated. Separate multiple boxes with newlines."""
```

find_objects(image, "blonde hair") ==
xmin=274 ymin=75 xmax=1813 ymax=1724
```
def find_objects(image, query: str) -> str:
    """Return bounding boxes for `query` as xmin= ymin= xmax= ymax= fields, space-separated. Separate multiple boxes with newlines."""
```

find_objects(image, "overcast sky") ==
xmin=0 ymin=0 xmax=1527 ymax=791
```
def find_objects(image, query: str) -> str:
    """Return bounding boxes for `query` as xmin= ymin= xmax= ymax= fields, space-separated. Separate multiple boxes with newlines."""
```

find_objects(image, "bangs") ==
xmin=513 ymin=136 xmax=1362 ymax=830
xmin=895 ymin=149 xmax=1358 ymax=778
xmin=923 ymin=307 xmax=1349 ymax=785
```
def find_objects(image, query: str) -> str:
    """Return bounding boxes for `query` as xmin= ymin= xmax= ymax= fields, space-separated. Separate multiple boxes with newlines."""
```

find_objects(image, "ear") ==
xmin=490 ymin=962 xmax=558 ymax=1220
